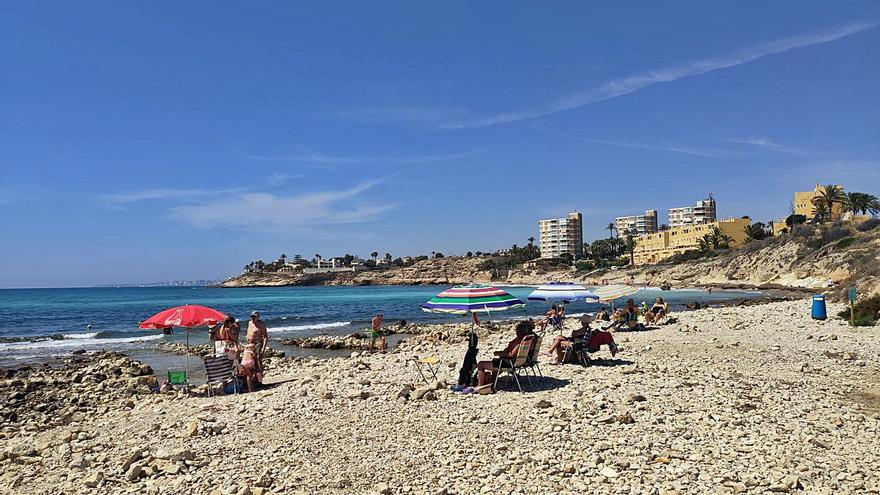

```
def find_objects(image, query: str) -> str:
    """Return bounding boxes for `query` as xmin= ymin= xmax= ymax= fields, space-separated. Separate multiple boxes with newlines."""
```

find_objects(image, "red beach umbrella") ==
xmin=139 ymin=305 xmax=228 ymax=383
xmin=139 ymin=305 xmax=227 ymax=330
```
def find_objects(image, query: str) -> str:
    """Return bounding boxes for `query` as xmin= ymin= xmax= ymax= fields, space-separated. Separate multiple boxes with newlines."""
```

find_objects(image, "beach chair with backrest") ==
xmin=562 ymin=335 xmax=593 ymax=366
xmin=493 ymin=335 xmax=534 ymax=394
xmin=524 ymin=333 xmax=543 ymax=379
xmin=203 ymin=355 xmax=237 ymax=397
xmin=551 ymin=315 xmax=564 ymax=334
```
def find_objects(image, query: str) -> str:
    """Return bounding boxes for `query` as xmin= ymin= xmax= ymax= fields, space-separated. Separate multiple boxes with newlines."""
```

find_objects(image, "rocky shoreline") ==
xmin=2 ymin=299 xmax=879 ymax=494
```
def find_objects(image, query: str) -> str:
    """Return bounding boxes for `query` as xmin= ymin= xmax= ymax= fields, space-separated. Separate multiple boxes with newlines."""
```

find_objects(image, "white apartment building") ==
xmin=538 ymin=211 xmax=584 ymax=259
xmin=668 ymin=195 xmax=717 ymax=228
xmin=615 ymin=209 xmax=658 ymax=236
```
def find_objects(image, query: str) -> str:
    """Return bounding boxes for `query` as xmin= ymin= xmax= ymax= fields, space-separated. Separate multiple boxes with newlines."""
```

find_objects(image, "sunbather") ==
xmin=547 ymin=315 xmax=618 ymax=363
xmin=594 ymin=308 xmax=610 ymax=323
xmin=476 ymin=321 xmax=535 ymax=387
xmin=538 ymin=305 xmax=558 ymax=332
xmin=644 ymin=297 xmax=669 ymax=324
xmin=606 ymin=299 xmax=641 ymax=331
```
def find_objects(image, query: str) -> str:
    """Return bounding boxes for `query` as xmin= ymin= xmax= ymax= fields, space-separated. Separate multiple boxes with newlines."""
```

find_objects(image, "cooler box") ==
xmin=811 ymin=295 xmax=827 ymax=320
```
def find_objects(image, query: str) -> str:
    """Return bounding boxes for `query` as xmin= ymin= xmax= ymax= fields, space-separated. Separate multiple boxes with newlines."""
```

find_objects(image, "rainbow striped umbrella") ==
xmin=421 ymin=284 xmax=525 ymax=315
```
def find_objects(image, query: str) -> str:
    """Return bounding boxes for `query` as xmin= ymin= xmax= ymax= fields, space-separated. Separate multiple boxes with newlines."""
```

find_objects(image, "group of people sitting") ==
xmin=592 ymin=297 xmax=670 ymax=331
xmin=209 ymin=310 xmax=269 ymax=392
xmin=469 ymin=313 xmax=620 ymax=390
xmin=463 ymin=298 xmax=673 ymax=392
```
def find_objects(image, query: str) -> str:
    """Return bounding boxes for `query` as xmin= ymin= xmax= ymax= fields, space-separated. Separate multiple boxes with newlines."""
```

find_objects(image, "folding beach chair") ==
xmin=551 ymin=315 xmax=565 ymax=334
xmin=203 ymin=355 xmax=238 ymax=397
xmin=562 ymin=335 xmax=593 ymax=367
xmin=412 ymin=355 xmax=441 ymax=383
xmin=494 ymin=335 xmax=534 ymax=394
xmin=524 ymin=333 xmax=544 ymax=379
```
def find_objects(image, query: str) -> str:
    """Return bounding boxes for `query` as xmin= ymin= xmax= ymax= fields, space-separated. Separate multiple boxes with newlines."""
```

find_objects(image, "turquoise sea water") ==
xmin=0 ymin=285 xmax=762 ymax=366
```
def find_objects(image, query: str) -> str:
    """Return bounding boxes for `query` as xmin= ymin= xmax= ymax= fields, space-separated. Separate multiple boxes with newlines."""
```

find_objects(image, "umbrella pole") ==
xmin=186 ymin=328 xmax=190 ymax=385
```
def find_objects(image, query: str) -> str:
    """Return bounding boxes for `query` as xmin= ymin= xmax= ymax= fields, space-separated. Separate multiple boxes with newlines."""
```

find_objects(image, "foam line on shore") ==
xmin=0 ymin=333 xmax=164 ymax=351
xmin=267 ymin=321 xmax=352 ymax=333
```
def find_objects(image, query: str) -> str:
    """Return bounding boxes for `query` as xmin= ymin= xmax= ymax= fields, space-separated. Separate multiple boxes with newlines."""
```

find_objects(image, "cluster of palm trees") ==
xmin=811 ymin=185 xmax=879 ymax=223
xmin=697 ymin=226 xmax=733 ymax=252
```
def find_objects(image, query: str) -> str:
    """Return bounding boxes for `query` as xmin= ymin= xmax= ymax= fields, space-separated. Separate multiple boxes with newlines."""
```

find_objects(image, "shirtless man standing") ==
xmin=246 ymin=310 xmax=269 ymax=377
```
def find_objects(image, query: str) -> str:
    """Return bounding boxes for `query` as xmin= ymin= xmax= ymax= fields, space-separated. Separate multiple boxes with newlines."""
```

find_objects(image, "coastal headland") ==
xmin=2 ymin=299 xmax=878 ymax=494
xmin=219 ymin=226 xmax=880 ymax=301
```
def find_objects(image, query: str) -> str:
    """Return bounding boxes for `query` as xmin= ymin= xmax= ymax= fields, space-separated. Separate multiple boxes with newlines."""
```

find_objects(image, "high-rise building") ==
xmin=668 ymin=194 xmax=717 ymax=228
xmin=615 ymin=210 xmax=658 ymax=236
xmin=538 ymin=211 xmax=583 ymax=259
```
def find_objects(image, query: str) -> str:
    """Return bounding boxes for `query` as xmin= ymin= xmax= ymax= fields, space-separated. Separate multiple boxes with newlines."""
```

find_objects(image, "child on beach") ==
xmin=240 ymin=345 xmax=258 ymax=392
xmin=370 ymin=312 xmax=386 ymax=352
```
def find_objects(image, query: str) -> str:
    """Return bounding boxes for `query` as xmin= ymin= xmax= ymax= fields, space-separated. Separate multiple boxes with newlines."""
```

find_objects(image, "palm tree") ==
xmin=370 ymin=251 xmax=379 ymax=262
xmin=659 ymin=224 xmax=669 ymax=231
xmin=814 ymin=184 xmax=846 ymax=222
xmin=280 ymin=253 xmax=287 ymax=264
xmin=314 ymin=253 xmax=321 ymax=261
xmin=624 ymin=232 xmax=636 ymax=266
xmin=812 ymin=202 xmax=830 ymax=223
xmin=846 ymin=192 xmax=880 ymax=216
xmin=527 ymin=236 xmax=535 ymax=246
xmin=743 ymin=223 xmax=768 ymax=242
xmin=607 ymin=223 xmax=617 ymax=239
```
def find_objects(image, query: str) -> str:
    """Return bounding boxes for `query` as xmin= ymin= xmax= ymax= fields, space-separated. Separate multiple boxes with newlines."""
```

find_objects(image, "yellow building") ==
xmin=632 ymin=217 xmax=751 ymax=266
xmin=794 ymin=184 xmax=846 ymax=222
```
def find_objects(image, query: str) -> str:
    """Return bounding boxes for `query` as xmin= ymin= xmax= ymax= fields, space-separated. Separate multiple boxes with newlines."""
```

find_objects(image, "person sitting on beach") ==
xmin=539 ymin=305 xmax=558 ymax=332
xmin=644 ymin=297 xmax=669 ymax=324
xmin=476 ymin=321 xmax=535 ymax=388
xmin=546 ymin=315 xmax=618 ymax=363
xmin=606 ymin=299 xmax=641 ymax=331
xmin=246 ymin=311 xmax=268 ymax=380
xmin=593 ymin=308 xmax=610 ymax=323
xmin=369 ymin=312 xmax=385 ymax=352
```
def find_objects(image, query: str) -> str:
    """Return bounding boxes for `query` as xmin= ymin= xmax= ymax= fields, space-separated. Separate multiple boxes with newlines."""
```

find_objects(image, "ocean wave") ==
xmin=267 ymin=321 xmax=352 ymax=333
xmin=65 ymin=332 xmax=99 ymax=340
xmin=0 ymin=333 xmax=164 ymax=352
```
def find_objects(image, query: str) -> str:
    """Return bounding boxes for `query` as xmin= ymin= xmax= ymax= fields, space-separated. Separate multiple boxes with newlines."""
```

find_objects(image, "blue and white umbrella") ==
xmin=527 ymin=282 xmax=598 ymax=303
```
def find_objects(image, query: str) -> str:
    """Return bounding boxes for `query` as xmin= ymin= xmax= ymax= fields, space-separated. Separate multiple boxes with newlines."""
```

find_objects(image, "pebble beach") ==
xmin=2 ymin=299 xmax=879 ymax=495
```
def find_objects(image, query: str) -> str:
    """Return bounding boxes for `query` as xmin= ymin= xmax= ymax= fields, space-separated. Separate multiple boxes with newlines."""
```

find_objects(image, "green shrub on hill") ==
xmin=835 ymin=237 xmax=856 ymax=249
xmin=806 ymin=238 xmax=825 ymax=250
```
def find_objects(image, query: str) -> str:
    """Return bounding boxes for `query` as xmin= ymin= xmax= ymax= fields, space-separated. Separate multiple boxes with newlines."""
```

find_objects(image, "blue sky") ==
xmin=2 ymin=2 xmax=879 ymax=287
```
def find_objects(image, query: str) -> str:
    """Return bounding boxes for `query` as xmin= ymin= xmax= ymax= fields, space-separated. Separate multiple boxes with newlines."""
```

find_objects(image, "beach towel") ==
xmin=457 ymin=330 xmax=479 ymax=386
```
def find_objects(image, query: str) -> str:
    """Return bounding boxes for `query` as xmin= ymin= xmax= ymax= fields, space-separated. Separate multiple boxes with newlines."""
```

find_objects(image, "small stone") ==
xmin=600 ymin=466 xmax=619 ymax=478
xmin=534 ymin=399 xmax=553 ymax=409
xmin=125 ymin=464 xmax=142 ymax=481
xmin=83 ymin=471 xmax=104 ymax=488
xmin=626 ymin=393 xmax=646 ymax=403
xmin=121 ymin=449 xmax=143 ymax=472
xmin=616 ymin=411 xmax=635 ymax=424
xmin=375 ymin=482 xmax=391 ymax=494
xmin=186 ymin=420 xmax=199 ymax=437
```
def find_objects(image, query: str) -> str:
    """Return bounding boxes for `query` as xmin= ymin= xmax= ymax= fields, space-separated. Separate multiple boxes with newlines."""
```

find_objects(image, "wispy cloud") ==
xmin=444 ymin=20 xmax=879 ymax=129
xmin=167 ymin=181 xmax=399 ymax=230
xmin=727 ymin=137 xmax=809 ymax=155
xmin=536 ymin=127 xmax=724 ymax=158
xmin=238 ymin=148 xmax=484 ymax=164
xmin=101 ymin=188 xmax=246 ymax=208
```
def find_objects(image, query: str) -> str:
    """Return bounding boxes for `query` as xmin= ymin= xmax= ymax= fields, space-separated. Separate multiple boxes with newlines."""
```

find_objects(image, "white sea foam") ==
xmin=268 ymin=321 xmax=352 ymax=333
xmin=0 ymin=333 xmax=164 ymax=352
xmin=65 ymin=332 xmax=99 ymax=339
